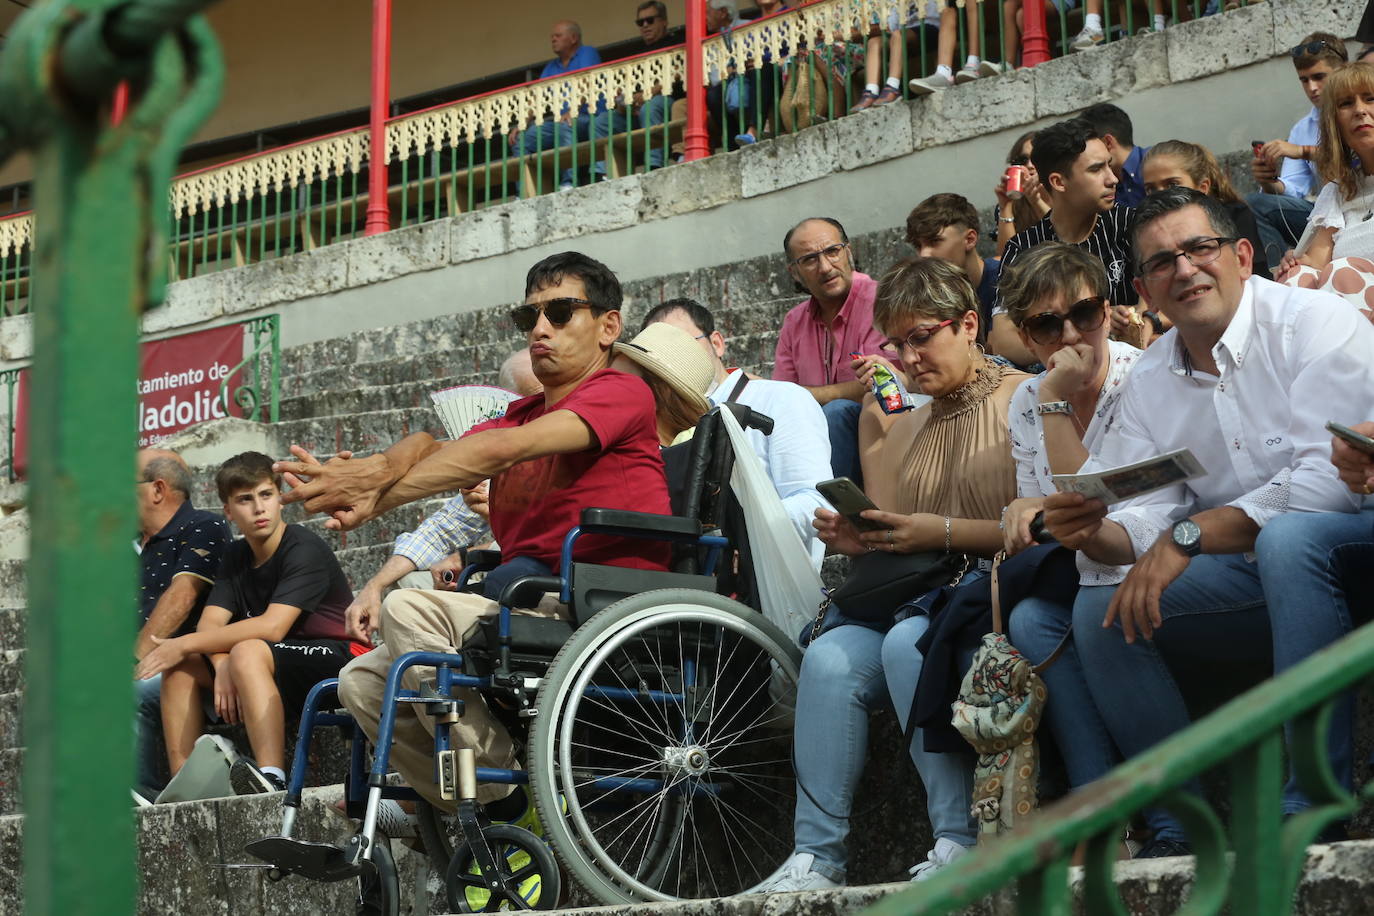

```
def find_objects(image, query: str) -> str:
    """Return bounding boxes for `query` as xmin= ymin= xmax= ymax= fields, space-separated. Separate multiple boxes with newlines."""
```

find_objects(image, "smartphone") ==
xmin=1326 ymin=421 xmax=1374 ymax=455
xmin=816 ymin=477 xmax=889 ymax=532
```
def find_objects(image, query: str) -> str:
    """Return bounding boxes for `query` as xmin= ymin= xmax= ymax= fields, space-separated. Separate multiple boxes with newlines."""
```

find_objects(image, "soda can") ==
xmin=1004 ymin=165 xmax=1026 ymax=200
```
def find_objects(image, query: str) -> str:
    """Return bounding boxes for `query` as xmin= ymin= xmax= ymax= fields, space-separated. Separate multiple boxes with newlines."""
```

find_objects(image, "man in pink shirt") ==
xmin=773 ymin=217 xmax=887 ymax=483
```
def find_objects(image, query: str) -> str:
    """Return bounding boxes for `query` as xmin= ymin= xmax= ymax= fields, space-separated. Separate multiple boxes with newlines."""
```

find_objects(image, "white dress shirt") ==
xmin=1080 ymin=275 xmax=1373 ymax=565
xmin=709 ymin=369 xmax=831 ymax=569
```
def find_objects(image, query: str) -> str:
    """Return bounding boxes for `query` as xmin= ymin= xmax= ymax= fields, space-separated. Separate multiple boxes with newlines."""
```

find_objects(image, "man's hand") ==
xmin=461 ymin=481 xmax=490 ymax=522
xmin=1041 ymin=341 xmax=1097 ymax=401
xmin=275 ymin=444 xmax=393 ymax=531
xmin=1002 ymin=497 xmax=1046 ymax=556
xmin=135 ymin=635 xmax=188 ymax=680
xmin=1332 ymin=421 xmax=1374 ymax=493
xmin=213 ymin=660 xmax=242 ymax=725
xmin=1251 ymin=144 xmax=1281 ymax=186
xmin=429 ymin=552 xmax=466 ymax=591
xmin=1042 ymin=491 xmax=1107 ymax=550
xmin=1260 ymin=139 xmax=1302 ymax=168
xmin=1103 ymin=535 xmax=1190 ymax=643
xmin=345 ymin=585 xmax=382 ymax=643
xmin=813 ymin=508 xmax=868 ymax=557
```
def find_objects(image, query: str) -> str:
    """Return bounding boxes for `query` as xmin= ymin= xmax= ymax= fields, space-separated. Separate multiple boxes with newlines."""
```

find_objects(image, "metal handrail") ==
xmin=861 ymin=620 xmax=1374 ymax=915
xmin=217 ymin=313 xmax=280 ymax=423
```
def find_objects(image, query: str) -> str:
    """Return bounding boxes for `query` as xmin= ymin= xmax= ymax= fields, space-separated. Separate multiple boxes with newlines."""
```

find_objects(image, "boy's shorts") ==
xmin=269 ymin=639 xmax=364 ymax=715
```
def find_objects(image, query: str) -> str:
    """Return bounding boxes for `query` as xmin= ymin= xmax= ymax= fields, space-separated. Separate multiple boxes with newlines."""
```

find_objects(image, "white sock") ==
xmin=1085 ymin=13 xmax=1103 ymax=31
xmin=885 ymin=76 xmax=902 ymax=90
xmin=965 ymin=55 xmax=981 ymax=68
xmin=935 ymin=63 xmax=953 ymax=78
xmin=1154 ymin=13 xmax=1166 ymax=30
xmin=866 ymin=82 xmax=880 ymax=95
xmin=261 ymin=766 xmax=286 ymax=782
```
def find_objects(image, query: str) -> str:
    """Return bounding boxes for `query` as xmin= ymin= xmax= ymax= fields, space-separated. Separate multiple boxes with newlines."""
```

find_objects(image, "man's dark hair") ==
xmin=637 ymin=0 xmax=668 ymax=18
xmin=904 ymin=193 xmax=982 ymax=248
xmin=642 ymin=297 xmax=716 ymax=334
xmin=1031 ymin=118 xmax=1100 ymax=185
xmin=524 ymin=251 xmax=623 ymax=312
xmin=1293 ymin=31 xmax=1347 ymax=70
xmin=215 ymin=451 xmax=281 ymax=503
xmin=781 ymin=216 xmax=850 ymax=260
xmin=1078 ymin=102 xmax=1134 ymax=148
xmin=1129 ymin=187 xmax=1240 ymax=268
xmin=998 ymin=242 xmax=1110 ymax=328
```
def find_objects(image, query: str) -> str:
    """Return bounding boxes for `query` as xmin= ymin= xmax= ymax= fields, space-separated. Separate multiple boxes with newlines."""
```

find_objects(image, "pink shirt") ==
xmin=772 ymin=272 xmax=886 ymax=388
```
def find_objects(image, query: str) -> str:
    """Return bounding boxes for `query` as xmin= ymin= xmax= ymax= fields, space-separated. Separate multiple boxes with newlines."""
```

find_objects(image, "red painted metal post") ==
xmin=365 ymin=0 xmax=393 ymax=235
xmin=110 ymin=82 xmax=130 ymax=125
xmin=1021 ymin=0 xmax=1050 ymax=66
xmin=683 ymin=0 xmax=709 ymax=161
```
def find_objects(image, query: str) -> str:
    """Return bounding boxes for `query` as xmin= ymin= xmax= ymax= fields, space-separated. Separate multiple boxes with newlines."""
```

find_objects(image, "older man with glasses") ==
xmin=773 ymin=216 xmax=887 ymax=484
xmin=1043 ymin=188 xmax=1374 ymax=858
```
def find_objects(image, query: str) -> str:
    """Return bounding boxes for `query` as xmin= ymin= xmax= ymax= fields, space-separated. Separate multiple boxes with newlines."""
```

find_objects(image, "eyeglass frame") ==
xmin=510 ymin=297 xmax=606 ymax=332
xmin=1137 ymin=236 xmax=1237 ymax=280
xmin=1020 ymin=296 xmax=1109 ymax=345
xmin=1291 ymin=40 xmax=1339 ymax=59
xmin=879 ymin=318 xmax=957 ymax=353
xmin=788 ymin=241 xmax=851 ymax=271
xmin=634 ymin=14 xmax=662 ymax=26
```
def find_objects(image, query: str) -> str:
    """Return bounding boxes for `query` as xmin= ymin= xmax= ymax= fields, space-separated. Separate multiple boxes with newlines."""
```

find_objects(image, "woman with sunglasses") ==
xmin=758 ymin=257 xmax=1029 ymax=893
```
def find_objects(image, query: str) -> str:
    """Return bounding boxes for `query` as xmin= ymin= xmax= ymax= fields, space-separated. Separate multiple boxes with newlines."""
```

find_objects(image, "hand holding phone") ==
xmin=1327 ymin=421 xmax=1374 ymax=455
xmin=817 ymin=477 xmax=889 ymax=532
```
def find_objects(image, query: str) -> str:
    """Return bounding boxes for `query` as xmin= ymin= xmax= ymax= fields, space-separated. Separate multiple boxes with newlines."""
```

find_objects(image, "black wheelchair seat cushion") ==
xmin=471 ymin=615 xmax=575 ymax=656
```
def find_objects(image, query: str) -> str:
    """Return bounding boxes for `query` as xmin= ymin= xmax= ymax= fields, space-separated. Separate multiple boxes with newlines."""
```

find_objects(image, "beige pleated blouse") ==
xmin=864 ymin=357 xmax=1029 ymax=523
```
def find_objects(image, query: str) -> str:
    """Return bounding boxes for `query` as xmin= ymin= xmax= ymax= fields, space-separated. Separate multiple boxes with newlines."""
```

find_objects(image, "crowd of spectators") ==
xmin=122 ymin=13 xmax=1374 ymax=901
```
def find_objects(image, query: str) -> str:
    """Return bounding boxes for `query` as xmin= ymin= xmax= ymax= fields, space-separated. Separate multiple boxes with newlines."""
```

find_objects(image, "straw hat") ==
xmin=612 ymin=322 xmax=714 ymax=417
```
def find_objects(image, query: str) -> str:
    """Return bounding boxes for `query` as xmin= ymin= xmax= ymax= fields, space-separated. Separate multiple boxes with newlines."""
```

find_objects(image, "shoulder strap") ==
xmin=725 ymin=372 xmax=749 ymax=404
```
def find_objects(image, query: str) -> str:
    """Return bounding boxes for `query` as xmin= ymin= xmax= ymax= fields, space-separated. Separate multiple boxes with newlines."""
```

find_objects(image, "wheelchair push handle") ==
xmin=721 ymin=401 xmax=773 ymax=435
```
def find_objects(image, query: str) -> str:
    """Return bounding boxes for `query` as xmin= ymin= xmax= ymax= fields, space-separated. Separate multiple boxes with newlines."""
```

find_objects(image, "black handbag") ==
xmin=810 ymin=549 xmax=970 ymax=642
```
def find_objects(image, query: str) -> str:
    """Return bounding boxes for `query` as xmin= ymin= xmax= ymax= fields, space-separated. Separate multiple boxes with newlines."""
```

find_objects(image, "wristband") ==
xmin=1036 ymin=400 xmax=1074 ymax=417
xmin=944 ymin=516 xmax=952 ymax=552
xmin=999 ymin=216 xmax=1016 ymax=224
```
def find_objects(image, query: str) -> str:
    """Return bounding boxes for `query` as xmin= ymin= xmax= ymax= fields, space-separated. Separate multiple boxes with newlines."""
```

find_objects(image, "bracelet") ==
xmin=944 ymin=516 xmax=952 ymax=551
xmin=999 ymin=216 xmax=1016 ymax=224
xmin=1036 ymin=400 xmax=1074 ymax=416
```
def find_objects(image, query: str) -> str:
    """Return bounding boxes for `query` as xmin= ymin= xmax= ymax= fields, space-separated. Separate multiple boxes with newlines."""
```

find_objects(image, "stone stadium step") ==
xmin=0 ymin=692 xmax=18 ymax=752
xmin=0 ymin=748 xmax=18 ymax=817
xmin=280 ymin=346 xmax=500 ymax=403
xmin=0 ymin=608 xmax=22 ymax=654
xmin=270 ymin=407 xmax=446 ymax=463
xmin=279 ymin=372 xmax=495 ymax=423
xmin=0 ymin=650 xmax=20 ymax=696
xmin=0 ymin=562 xmax=24 ymax=607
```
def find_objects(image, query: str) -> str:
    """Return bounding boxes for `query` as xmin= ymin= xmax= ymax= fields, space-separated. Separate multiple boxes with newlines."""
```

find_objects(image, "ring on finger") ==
xmin=887 ymin=530 xmax=894 ymax=545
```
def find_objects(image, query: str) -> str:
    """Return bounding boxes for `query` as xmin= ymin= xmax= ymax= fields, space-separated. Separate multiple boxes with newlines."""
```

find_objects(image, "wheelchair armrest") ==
xmin=499 ymin=575 xmax=565 ymax=610
xmin=579 ymin=508 xmax=701 ymax=543
xmin=465 ymin=548 xmax=503 ymax=570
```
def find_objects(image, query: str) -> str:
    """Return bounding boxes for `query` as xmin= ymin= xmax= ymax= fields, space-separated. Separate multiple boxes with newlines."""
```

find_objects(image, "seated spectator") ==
xmin=642 ymin=298 xmax=832 ymax=564
xmin=756 ymin=258 xmax=1029 ymax=892
xmin=905 ymin=192 xmax=1001 ymax=329
xmin=990 ymin=118 xmax=1137 ymax=369
xmin=135 ymin=451 xmax=364 ymax=795
xmin=1248 ymin=33 xmax=1347 ymax=267
xmin=509 ymin=20 xmax=606 ymax=191
xmin=907 ymin=0 xmax=1001 ymax=94
xmin=627 ymin=1 xmax=686 ymax=170
xmin=994 ymin=131 xmax=1052 ymax=258
xmin=705 ymin=0 xmax=758 ymax=151
xmin=609 ymin=320 xmax=715 ymax=444
xmin=343 ymin=351 xmax=544 ymax=644
xmin=1069 ymin=0 xmax=1166 ymax=51
xmin=1276 ymin=61 xmax=1374 ymax=315
xmin=773 ymin=217 xmax=887 ymax=485
xmin=1142 ymin=139 xmax=1273 ymax=279
xmin=278 ymin=251 xmax=671 ymax=819
xmin=132 ymin=449 xmax=231 ymax=801
xmin=1043 ymin=188 xmax=1374 ymax=856
xmin=1079 ymin=103 xmax=1148 ymax=208
xmin=849 ymin=17 xmax=907 ymax=111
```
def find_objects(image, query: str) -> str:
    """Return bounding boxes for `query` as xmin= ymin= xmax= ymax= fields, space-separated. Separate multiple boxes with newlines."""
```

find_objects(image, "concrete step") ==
xmin=0 ymin=561 xmax=23 ymax=606
xmin=0 ymin=748 xmax=17 ymax=817
xmin=0 ymin=650 xmax=20 ymax=695
xmin=270 ymin=406 xmax=446 ymax=463
xmin=0 ymin=607 xmax=23 ymax=654
xmin=279 ymin=371 xmax=493 ymax=422
xmin=0 ymin=691 xmax=17 ymax=752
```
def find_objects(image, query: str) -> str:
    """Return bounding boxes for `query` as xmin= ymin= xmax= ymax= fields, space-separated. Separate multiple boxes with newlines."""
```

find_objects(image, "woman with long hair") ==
xmin=994 ymin=131 xmax=1052 ymax=257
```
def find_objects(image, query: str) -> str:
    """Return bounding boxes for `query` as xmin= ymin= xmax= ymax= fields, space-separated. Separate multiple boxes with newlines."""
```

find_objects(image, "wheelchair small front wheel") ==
xmin=444 ymin=824 xmax=561 ymax=912
xmin=355 ymin=833 xmax=399 ymax=916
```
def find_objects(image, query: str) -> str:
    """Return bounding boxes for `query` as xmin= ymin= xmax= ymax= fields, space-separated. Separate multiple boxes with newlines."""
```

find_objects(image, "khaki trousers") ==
xmin=337 ymin=588 xmax=566 ymax=809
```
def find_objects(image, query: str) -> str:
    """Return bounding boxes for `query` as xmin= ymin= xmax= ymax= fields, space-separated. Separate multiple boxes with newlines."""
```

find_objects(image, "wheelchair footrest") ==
xmin=244 ymin=836 xmax=363 ymax=882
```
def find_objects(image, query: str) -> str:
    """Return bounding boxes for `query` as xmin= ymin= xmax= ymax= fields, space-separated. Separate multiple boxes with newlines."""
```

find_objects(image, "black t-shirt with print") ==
xmin=206 ymin=524 xmax=352 ymax=641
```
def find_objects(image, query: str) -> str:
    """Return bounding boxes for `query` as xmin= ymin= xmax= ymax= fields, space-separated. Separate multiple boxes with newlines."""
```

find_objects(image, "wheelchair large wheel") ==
xmin=528 ymin=589 xmax=802 ymax=904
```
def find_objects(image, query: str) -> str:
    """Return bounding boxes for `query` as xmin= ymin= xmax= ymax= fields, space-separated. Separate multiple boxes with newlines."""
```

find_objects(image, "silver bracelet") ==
xmin=1037 ymin=400 xmax=1074 ymax=417
xmin=944 ymin=516 xmax=952 ymax=552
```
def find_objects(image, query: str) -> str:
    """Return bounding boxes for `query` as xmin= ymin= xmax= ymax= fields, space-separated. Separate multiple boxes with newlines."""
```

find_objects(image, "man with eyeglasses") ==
xmin=1043 ymin=188 xmax=1374 ymax=857
xmin=277 ymin=251 xmax=671 ymax=818
xmin=774 ymin=217 xmax=887 ymax=484
xmin=1248 ymin=32 xmax=1348 ymax=267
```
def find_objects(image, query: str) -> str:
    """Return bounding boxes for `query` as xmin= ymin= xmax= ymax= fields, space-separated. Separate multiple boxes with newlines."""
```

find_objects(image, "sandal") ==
xmin=875 ymin=86 xmax=902 ymax=104
xmin=849 ymin=89 xmax=879 ymax=113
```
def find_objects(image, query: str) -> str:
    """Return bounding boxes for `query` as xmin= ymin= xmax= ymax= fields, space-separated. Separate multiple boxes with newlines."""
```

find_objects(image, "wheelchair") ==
xmin=245 ymin=403 xmax=806 ymax=912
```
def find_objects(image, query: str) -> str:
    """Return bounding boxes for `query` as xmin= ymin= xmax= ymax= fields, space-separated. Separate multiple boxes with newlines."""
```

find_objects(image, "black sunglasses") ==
xmin=1021 ymin=296 xmax=1108 ymax=345
xmin=511 ymin=297 xmax=600 ymax=332
xmin=635 ymin=14 xmax=661 ymax=26
xmin=1291 ymin=40 xmax=1338 ymax=59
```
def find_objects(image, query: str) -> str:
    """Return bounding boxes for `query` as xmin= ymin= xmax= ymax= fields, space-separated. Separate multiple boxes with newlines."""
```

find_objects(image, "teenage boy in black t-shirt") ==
xmin=135 ymin=451 xmax=364 ymax=794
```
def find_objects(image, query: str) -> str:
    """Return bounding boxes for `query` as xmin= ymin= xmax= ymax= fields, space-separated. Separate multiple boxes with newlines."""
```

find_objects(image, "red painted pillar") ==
xmin=365 ymin=0 xmax=393 ymax=236
xmin=683 ymin=0 xmax=709 ymax=161
xmin=1022 ymin=0 xmax=1050 ymax=66
xmin=110 ymin=82 xmax=130 ymax=125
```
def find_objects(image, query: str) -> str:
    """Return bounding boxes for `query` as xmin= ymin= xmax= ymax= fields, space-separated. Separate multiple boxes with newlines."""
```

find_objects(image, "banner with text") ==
xmin=138 ymin=324 xmax=245 ymax=448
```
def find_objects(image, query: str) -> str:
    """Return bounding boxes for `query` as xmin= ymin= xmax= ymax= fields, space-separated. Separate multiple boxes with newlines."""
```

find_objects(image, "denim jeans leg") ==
xmin=1245 ymin=191 xmax=1315 ymax=268
xmin=791 ymin=624 xmax=888 ymax=881
xmin=882 ymin=615 xmax=977 ymax=846
xmin=514 ymin=120 xmax=571 ymax=192
xmin=640 ymin=95 xmax=673 ymax=169
xmin=1256 ymin=509 xmax=1374 ymax=811
xmin=135 ymin=672 xmax=165 ymax=796
xmin=1007 ymin=595 xmax=1118 ymax=789
xmin=1073 ymin=554 xmax=1267 ymax=843
xmin=590 ymin=109 xmax=628 ymax=177
xmin=822 ymin=398 xmax=863 ymax=486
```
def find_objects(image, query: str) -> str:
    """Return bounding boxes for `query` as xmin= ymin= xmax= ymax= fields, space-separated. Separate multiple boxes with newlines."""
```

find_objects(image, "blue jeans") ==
xmin=589 ymin=109 xmax=628 ymax=176
xmin=1246 ymin=191 xmax=1314 ymax=268
xmin=135 ymin=673 xmax=165 ymax=796
xmin=640 ymin=95 xmax=674 ymax=169
xmin=1072 ymin=553 xmax=1270 ymax=842
xmin=1254 ymin=508 xmax=1374 ymax=806
xmin=822 ymin=398 xmax=863 ymax=487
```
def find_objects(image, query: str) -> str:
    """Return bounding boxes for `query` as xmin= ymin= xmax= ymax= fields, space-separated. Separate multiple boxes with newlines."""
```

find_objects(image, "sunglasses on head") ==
xmin=511 ymin=297 xmax=600 ymax=332
xmin=635 ymin=14 xmax=661 ymax=26
xmin=1291 ymin=40 xmax=1337 ymax=59
xmin=1021 ymin=296 xmax=1108 ymax=345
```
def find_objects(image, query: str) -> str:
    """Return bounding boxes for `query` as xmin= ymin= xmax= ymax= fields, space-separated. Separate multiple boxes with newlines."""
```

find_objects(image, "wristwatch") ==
xmin=1170 ymin=518 xmax=1202 ymax=557
xmin=1036 ymin=400 xmax=1073 ymax=417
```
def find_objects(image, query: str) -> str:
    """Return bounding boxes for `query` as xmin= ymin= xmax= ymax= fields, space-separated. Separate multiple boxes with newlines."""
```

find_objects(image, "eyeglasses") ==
xmin=1138 ymin=237 xmax=1236 ymax=279
xmin=1021 ymin=296 xmax=1108 ymax=345
xmin=510 ymin=297 xmax=600 ymax=332
xmin=635 ymin=14 xmax=661 ymax=26
xmin=880 ymin=319 xmax=956 ymax=353
xmin=789 ymin=242 xmax=849 ymax=271
xmin=1291 ymin=40 xmax=1337 ymax=59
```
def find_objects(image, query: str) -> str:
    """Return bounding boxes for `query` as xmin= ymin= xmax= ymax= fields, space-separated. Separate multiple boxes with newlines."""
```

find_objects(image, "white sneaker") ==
xmin=1070 ymin=27 xmax=1105 ymax=51
xmin=908 ymin=73 xmax=954 ymax=95
xmin=754 ymin=852 xmax=842 ymax=893
xmin=908 ymin=837 xmax=971 ymax=882
xmin=953 ymin=64 xmax=982 ymax=84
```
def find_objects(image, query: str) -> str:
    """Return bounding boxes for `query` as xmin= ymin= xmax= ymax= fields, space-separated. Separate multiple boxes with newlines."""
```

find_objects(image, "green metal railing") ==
xmin=218 ymin=313 xmax=281 ymax=423
xmin=861 ymin=622 xmax=1374 ymax=916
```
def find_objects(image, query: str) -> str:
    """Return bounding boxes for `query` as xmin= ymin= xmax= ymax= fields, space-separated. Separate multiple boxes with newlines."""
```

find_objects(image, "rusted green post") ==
xmin=0 ymin=1 xmax=222 ymax=912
